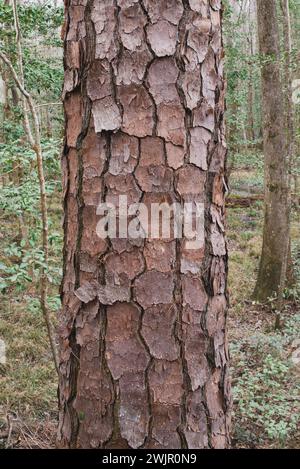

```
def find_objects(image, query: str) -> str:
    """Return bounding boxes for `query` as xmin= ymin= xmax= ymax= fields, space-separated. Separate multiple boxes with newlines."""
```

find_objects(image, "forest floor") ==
xmin=0 ymin=161 xmax=299 ymax=449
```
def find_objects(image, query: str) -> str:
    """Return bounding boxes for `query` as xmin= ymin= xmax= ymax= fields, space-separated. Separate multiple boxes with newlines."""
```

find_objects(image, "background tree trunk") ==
xmin=253 ymin=0 xmax=290 ymax=302
xmin=58 ymin=0 xmax=231 ymax=449
xmin=247 ymin=7 xmax=256 ymax=144
xmin=280 ymin=0 xmax=295 ymax=288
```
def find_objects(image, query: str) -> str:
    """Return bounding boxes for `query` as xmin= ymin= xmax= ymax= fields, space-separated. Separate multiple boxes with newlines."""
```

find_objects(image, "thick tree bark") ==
xmin=253 ymin=0 xmax=290 ymax=302
xmin=58 ymin=0 xmax=230 ymax=449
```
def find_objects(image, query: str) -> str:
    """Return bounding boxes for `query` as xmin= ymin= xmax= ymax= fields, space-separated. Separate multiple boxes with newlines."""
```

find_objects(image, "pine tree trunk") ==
xmin=253 ymin=0 xmax=290 ymax=302
xmin=58 ymin=0 xmax=231 ymax=449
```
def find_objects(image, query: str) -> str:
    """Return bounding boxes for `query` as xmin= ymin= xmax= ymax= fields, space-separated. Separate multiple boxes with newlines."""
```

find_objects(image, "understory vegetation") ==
xmin=227 ymin=162 xmax=300 ymax=448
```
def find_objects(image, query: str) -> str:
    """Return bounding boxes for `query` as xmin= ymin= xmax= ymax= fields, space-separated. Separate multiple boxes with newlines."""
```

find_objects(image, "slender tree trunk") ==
xmin=281 ymin=0 xmax=294 ymax=156
xmin=253 ymin=0 xmax=290 ymax=303
xmin=280 ymin=0 xmax=295 ymax=289
xmin=247 ymin=26 xmax=255 ymax=143
xmin=247 ymin=73 xmax=255 ymax=143
xmin=45 ymin=107 xmax=53 ymax=139
xmin=280 ymin=0 xmax=295 ymax=174
xmin=58 ymin=0 xmax=231 ymax=449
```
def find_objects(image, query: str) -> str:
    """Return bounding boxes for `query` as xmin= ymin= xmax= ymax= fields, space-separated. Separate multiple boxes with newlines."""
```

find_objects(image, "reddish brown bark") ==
xmin=58 ymin=0 xmax=231 ymax=449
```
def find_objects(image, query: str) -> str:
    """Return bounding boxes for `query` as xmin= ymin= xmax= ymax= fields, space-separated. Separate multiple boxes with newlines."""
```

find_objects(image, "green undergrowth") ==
xmin=228 ymin=198 xmax=300 ymax=448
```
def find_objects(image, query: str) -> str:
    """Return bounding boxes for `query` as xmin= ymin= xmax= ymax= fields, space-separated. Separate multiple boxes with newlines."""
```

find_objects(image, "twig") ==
xmin=34 ymin=102 xmax=62 ymax=108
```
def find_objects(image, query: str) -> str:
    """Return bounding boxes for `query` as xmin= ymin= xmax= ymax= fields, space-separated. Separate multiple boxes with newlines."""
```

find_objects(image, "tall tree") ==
xmin=58 ymin=0 xmax=231 ymax=449
xmin=280 ymin=0 xmax=296 ymax=288
xmin=246 ymin=0 xmax=256 ymax=143
xmin=281 ymin=0 xmax=294 ymax=162
xmin=254 ymin=0 xmax=290 ymax=302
